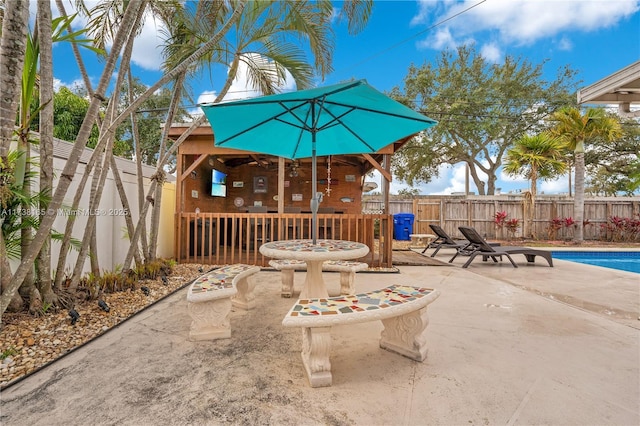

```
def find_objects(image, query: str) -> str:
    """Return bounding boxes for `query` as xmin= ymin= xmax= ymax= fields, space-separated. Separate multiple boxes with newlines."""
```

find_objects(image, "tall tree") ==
xmin=35 ymin=0 xmax=56 ymax=313
xmin=1 ymin=0 xmax=147 ymax=317
xmin=584 ymin=118 xmax=639 ymax=196
xmin=549 ymin=107 xmax=623 ymax=242
xmin=135 ymin=0 xmax=372 ymax=262
xmin=0 ymin=0 xmax=30 ymax=314
xmin=0 ymin=0 xmax=29 ymax=198
xmin=68 ymin=1 xmax=149 ymax=288
xmin=390 ymin=44 xmax=578 ymax=195
xmin=503 ymin=133 xmax=567 ymax=238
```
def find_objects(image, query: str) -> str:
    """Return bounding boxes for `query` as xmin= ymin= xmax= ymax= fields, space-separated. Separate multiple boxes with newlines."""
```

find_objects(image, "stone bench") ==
xmin=186 ymin=264 xmax=260 ymax=341
xmin=268 ymin=259 xmax=368 ymax=297
xmin=282 ymin=285 xmax=440 ymax=387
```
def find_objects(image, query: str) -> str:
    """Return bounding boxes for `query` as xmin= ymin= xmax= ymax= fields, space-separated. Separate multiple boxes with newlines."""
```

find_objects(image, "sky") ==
xmin=48 ymin=0 xmax=640 ymax=195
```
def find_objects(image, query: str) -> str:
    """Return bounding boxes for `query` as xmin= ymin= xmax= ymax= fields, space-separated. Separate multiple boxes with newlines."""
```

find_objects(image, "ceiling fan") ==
xmin=287 ymin=160 xmax=306 ymax=177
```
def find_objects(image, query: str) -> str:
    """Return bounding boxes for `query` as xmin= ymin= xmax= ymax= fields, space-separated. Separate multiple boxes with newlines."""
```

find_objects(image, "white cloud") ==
xmin=55 ymin=77 xmax=90 ymax=93
xmin=129 ymin=17 xmax=166 ymax=71
xmin=57 ymin=1 xmax=166 ymax=71
xmin=500 ymin=167 xmax=527 ymax=184
xmin=376 ymin=162 xmax=572 ymax=196
xmin=480 ymin=42 xmax=502 ymax=62
xmin=443 ymin=163 xmax=472 ymax=194
xmin=411 ymin=0 xmax=440 ymax=26
xmin=414 ymin=0 xmax=639 ymax=49
xmin=420 ymin=27 xmax=457 ymax=50
xmin=197 ymin=90 xmax=218 ymax=105
xmin=53 ymin=78 xmax=64 ymax=92
xmin=557 ymin=36 xmax=573 ymax=51
xmin=540 ymin=177 xmax=569 ymax=194
xmin=198 ymin=53 xmax=296 ymax=104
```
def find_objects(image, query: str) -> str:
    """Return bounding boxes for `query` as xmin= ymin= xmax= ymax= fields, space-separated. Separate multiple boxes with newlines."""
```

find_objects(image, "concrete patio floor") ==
xmin=1 ymin=249 xmax=638 ymax=425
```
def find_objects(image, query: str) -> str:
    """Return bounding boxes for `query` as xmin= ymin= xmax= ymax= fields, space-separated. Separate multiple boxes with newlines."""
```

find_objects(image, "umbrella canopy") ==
xmin=200 ymin=79 xmax=437 ymax=243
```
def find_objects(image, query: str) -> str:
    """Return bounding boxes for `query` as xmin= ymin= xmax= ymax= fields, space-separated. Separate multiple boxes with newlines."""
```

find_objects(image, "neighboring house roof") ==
xmin=577 ymin=60 xmax=640 ymax=105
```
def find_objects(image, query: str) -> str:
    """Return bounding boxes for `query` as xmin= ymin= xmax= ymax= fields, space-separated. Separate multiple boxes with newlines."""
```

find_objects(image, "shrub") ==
xmin=600 ymin=215 xmax=640 ymax=242
xmin=546 ymin=217 xmax=564 ymax=240
xmin=505 ymin=218 xmax=520 ymax=239
xmin=494 ymin=211 xmax=508 ymax=228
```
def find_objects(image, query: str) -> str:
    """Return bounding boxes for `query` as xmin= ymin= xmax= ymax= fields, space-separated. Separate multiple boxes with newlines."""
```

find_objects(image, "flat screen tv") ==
xmin=212 ymin=169 xmax=227 ymax=185
xmin=211 ymin=169 xmax=227 ymax=197
xmin=211 ymin=183 xmax=226 ymax=197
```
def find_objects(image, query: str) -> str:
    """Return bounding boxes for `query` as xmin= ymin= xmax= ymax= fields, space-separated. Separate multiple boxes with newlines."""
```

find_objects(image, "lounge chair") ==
xmin=453 ymin=226 xmax=553 ymax=268
xmin=422 ymin=224 xmax=469 ymax=256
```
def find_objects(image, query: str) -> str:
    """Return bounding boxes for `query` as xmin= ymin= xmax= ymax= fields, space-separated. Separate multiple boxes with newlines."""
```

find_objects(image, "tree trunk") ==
xmin=109 ymin=154 xmax=142 ymax=266
xmin=36 ymin=0 xmax=57 ymax=307
xmin=52 ymin=0 xmax=101 ymax=289
xmin=573 ymin=150 xmax=585 ymax=242
xmin=52 ymin=135 xmax=106 ymax=289
xmin=148 ymin=72 xmax=185 ymax=260
xmin=0 ymin=1 xmax=29 ymax=314
xmin=128 ymin=71 xmax=148 ymax=261
xmin=486 ymin=173 xmax=497 ymax=196
xmin=82 ymin=132 xmax=107 ymax=280
xmin=526 ymin=168 xmax=538 ymax=239
xmin=117 ymin=2 xmax=248 ymax=270
xmin=121 ymin=117 xmax=207 ymax=270
xmin=0 ymin=1 xmax=29 ymax=158
xmin=1 ymin=0 xmax=145 ymax=317
xmin=89 ymin=222 xmax=100 ymax=275
xmin=467 ymin=161 xmax=486 ymax=195
xmin=70 ymin=143 xmax=110 ymax=288
xmin=18 ymin=145 xmax=33 ymax=308
xmin=69 ymin=9 xmax=142 ymax=289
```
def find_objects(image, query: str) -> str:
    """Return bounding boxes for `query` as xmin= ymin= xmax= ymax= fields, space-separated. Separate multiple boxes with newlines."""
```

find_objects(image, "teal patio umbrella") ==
xmin=200 ymin=79 xmax=437 ymax=243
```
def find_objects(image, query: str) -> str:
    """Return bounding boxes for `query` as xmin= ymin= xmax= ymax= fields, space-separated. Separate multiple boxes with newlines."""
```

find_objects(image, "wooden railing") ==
xmin=176 ymin=212 xmax=393 ymax=268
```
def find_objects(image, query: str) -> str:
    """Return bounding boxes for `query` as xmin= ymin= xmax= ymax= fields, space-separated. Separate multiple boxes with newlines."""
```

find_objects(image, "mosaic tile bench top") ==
xmin=187 ymin=264 xmax=259 ymax=302
xmin=323 ymin=260 xmax=369 ymax=272
xmin=282 ymin=285 xmax=440 ymax=327
xmin=269 ymin=259 xmax=368 ymax=271
xmin=260 ymin=239 xmax=369 ymax=262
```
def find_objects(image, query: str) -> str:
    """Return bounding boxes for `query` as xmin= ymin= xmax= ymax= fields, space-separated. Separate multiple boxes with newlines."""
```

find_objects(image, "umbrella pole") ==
xmin=311 ymin=138 xmax=318 ymax=244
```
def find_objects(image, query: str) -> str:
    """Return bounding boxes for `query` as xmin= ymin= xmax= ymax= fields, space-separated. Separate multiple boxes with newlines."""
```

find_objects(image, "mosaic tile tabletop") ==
xmin=260 ymin=239 xmax=369 ymax=262
xmin=282 ymin=285 xmax=440 ymax=327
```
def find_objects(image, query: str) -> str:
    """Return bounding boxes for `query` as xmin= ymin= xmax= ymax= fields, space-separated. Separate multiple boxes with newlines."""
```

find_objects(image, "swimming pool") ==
xmin=551 ymin=251 xmax=640 ymax=274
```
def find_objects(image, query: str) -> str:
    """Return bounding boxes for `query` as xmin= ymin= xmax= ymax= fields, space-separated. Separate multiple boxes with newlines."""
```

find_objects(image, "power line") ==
xmin=337 ymin=0 xmax=488 ymax=75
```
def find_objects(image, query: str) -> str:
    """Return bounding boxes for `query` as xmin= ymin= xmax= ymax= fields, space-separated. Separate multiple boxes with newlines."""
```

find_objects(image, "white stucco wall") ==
xmin=8 ymin=137 xmax=176 ymax=276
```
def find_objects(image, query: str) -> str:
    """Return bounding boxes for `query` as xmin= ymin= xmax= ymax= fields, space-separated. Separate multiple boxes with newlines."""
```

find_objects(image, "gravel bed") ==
xmin=0 ymin=263 xmax=207 ymax=388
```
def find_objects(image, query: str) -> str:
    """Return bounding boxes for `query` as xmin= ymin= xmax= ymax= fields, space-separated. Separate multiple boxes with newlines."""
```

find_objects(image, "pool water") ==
xmin=551 ymin=251 xmax=640 ymax=274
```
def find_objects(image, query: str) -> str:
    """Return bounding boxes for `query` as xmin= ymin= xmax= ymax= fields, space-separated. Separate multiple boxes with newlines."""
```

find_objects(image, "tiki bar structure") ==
xmin=169 ymin=123 xmax=413 ymax=268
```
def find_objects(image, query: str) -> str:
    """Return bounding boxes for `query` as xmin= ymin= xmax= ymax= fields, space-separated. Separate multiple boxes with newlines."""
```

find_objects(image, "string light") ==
xmin=326 ymin=155 xmax=332 ymax=196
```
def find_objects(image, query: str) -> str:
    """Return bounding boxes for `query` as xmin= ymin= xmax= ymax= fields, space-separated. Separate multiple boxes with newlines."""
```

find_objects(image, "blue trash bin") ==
xmin=393 ymin=213 xmax=415 ymax=241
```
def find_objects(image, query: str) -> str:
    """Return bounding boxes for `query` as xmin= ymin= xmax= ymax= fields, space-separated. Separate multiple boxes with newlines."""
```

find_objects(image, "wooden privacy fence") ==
xmin=363 ymin=196 xmax=640 ymax=241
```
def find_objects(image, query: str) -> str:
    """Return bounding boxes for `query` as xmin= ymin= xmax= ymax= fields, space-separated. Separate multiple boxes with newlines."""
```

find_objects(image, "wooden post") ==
xmin=175 ymin=149 xmax=183 ymax=261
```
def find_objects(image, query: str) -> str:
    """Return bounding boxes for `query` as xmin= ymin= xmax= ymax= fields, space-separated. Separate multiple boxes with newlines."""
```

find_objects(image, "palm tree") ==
xmin=34 ymin=0 xmax=56 ymax=314
xmin=0 ymin=0 xmax=30 ymax=315
xmin=549 ymin=107 xmax=623 ymax=242
xmin=124 ymin=0 xmax=372 ymax=266
xmin=1 ymin=0 xmax=147 ymax=318
xmin=504 ymin=133 xmax=567 ymax=238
